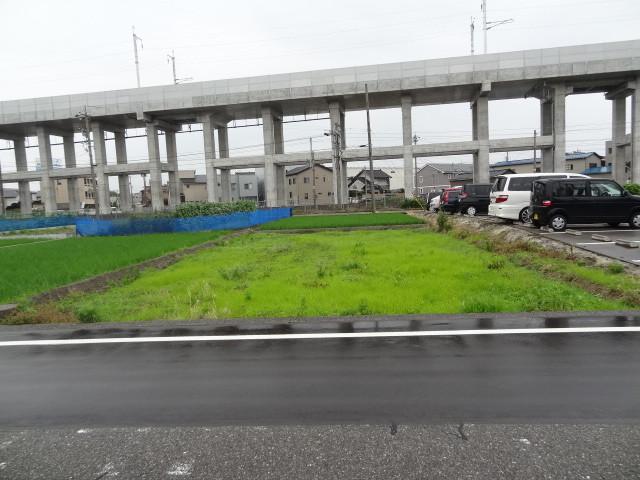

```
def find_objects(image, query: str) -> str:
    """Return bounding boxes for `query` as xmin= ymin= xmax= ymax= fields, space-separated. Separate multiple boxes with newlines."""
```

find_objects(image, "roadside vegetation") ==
xmin=57 ymin=229 xmax=627 ymax=323
xmin=0 ymin=231 xmax=226 ymax=303
xmin=259 ymin=212 xmax=423 ymax=230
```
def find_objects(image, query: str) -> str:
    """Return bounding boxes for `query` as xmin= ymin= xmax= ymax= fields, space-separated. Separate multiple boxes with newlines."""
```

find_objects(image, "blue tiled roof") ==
xmin=491 ymin=152 xmax=602 ymax=168
xmin=581 ymin=166 xmax=612 ymax=174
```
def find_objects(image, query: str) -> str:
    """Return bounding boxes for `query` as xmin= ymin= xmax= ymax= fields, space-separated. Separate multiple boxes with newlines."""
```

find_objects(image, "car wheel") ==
xmin=629 ymin=211 xmax=640 ymax=229
xmin=466 ymin=206 xmax=477 ymax=216
xmin=549 ymin=214 xmax=567 ymax=232
xmin=519 ymin=207 xmax=532 ymax=224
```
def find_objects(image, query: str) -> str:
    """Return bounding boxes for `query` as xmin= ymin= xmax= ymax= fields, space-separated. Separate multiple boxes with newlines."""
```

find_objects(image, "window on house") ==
xmin=304 ymin=193 xmax=309 ymax=199
xmin=323 ymin=177 xmax=326 ymax=182
xmin=289 ymin=192 xmax=292 ymax=198
xmin=303 ymin=177 xmax=309 ymax=184
xmin=244 ymin=183 xmax=252 ymax=190
xmin=288 ymin=178 xmax=292 ymax=185
xmin=589 ymin=163 xmax=597 ymax=168
xmin=569 ymin=164 xmax=573 ymax=170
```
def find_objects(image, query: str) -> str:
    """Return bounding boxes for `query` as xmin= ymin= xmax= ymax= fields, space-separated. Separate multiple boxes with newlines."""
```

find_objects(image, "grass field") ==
xmin=0 ymin=231 xmax=226 ymax=303
xmin=258 ymin=212 xmax=423 ymax=230
xmin=63 ymin=229 xmax=627 ymax=322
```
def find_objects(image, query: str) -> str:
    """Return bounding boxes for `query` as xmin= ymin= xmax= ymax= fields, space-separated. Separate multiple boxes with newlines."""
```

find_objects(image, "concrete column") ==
xmin=611 ymin=96 xmax=628 ymax=184
xmin=471 ymin=96 xmax=489 ymax=184
xmin=540 ymin=100 xmax=554 ymax=172
xmin=632 ymin=88 xmax=640 ymax=183
xmin=202 ymin=114 xmax=218 ymax=203
xmin=164 ymin=130 xmax=180 ymax=209
xmin=145 ymin=123 xmax=164 ymax=211
xmin=328 ymin=101 xmax=344 ymax=204
xmin=552 ymin=86 xmax=567 ymax=172
xmin=91 ymin=123 xmax=111 ymax=215
xmin=36 ymin=127 xmax=56 ymax=214
xmin=262 ymin=106 xmax=283 ymax=207
xmin=63 ymin=134 xmax=81 ymax=212
xmin=217 ymin=126 xmax=231 ymax=203
xmin=14 ymin=138 xmax=32 ymax=215
xmin=276 ymin=165 xmax=285 ymax=206
xmin=114 ymin=130 xmax=132 ymax=212
xmin=220 ymin=169 xmax=231 ymax=202
xmin=401 ymin=95 xmax=414 ymax=198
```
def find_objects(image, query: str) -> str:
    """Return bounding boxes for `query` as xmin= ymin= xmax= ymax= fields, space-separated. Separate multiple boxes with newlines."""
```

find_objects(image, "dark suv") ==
xmin=531 ymin=178 xmax=640 ymax=231
xmin=440 ymin=187 xmax=462 ymax=213
xmin=458 ymin=183 xmax=491 ymax=216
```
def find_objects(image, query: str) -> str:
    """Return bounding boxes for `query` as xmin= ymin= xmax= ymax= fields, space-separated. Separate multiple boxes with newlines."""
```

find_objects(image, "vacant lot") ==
xmin=259 ymin=212 xmax=422 ymax=230
xmin=0 ymin=231 xmax=226 ymax=303
xmin=64 ymin=229 xmax=626 ymax=322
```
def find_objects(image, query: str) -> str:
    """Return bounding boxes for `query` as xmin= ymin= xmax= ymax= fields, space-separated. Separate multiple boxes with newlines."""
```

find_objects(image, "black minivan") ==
xmin=457 ymin=183 xmax=491 ymax=216
xmin=531 ymin=178 xmax=640 ymax=231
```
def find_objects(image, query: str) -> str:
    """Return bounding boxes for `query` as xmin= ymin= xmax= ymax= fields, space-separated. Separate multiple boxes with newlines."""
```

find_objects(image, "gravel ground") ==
xmin=1 ymin=424 xmax=639 ymax=479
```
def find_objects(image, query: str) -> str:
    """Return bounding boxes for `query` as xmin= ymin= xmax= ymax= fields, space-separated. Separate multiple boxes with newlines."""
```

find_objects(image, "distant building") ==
xmin=449 ymin=168 xmax=516 ymax=187
xmin=54 ymin=177 xmax=97 ymax=209
xmin=348 ymin=169 xmax=391 ymax=197
xmin=347 ymin=166 xmax=404 ymax=192
xmin=490 ymin=151 xmax=608 ymax=176
xmin=2 ymin=188 xmax=20 ymax=209
xmin=415 ymin=163 xmax=472 ymax=193
xmin=285 ymin=164 xmax=334 ymax=206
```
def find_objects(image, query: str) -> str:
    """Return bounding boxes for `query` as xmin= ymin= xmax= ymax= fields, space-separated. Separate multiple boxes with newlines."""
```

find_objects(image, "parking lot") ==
xmin=519 ymin=223 xmax=640 ymax=266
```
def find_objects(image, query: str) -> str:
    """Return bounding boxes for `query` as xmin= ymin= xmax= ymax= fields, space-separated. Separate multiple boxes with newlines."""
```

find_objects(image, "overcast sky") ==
xmin=1 ymin=0 xmax=639 ymax=191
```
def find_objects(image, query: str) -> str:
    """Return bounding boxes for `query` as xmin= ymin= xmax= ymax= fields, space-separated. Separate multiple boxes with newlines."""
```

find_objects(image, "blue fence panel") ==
xmin=75 ymin=208 xmax=292 ymax=237
xmin=0 ymin=215 xmax=78 ymax=233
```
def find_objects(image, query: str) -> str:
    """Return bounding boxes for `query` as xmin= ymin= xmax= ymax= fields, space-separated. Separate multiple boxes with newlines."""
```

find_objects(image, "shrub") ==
xmin=401 ymin=198 xmax=425 ymax=209
xmin=624 ymin=183 xmax=640 ymax=195
xmin=487 ymin=258 xmax=505 ymax=270
xmin=607 ymin=263 xmax=625 ymax=274
xmin=76 ymin=307 xmax=101 ymax=323
xmin=436 ymin=209 xmax=452 ymax=232
xmin=175 ymin=200 xmax=257 ymax=218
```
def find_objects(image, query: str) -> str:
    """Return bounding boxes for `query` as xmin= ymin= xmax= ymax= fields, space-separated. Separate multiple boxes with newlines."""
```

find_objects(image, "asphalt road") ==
xmin=521 ymin=222 xmax=640 ymax=265
xmin=2 ymin=316 xmax=640 ymax=478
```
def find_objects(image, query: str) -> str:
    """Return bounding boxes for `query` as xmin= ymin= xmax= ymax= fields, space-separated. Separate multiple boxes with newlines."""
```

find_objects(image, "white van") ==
xmin=488 ymin=173 xmax=589 ymax=222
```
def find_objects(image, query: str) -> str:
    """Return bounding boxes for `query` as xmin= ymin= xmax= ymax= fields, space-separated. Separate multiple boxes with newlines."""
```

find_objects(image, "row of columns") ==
xmin=610 ymin=81 xmax=640 ymax=185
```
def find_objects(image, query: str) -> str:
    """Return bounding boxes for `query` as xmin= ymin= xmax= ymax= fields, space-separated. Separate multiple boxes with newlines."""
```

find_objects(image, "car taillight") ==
xmin=495 ymin=195 xmax=508 ymax=203
xmin=542 ymin=200 xmax=552 ymax=207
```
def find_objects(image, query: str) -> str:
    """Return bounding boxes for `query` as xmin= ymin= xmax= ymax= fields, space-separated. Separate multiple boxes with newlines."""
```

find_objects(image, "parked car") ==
xmin=440 ymin=187 xmax=463 ymax=214
xmin=530 ymin=178 xmax=640 ymax=231
xmin=424 ymin=190 xmax=443 ymax=211
xmin=489 ymin=173 xmax=589 ymax=223
xmin=458 ymin=183 xmax=492 ymax=216
xmin=429 ymin=193 xmax=441 ymax=212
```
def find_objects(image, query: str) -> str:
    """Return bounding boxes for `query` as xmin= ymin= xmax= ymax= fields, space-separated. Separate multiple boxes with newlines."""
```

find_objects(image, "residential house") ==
xmin=449 ymin=168 xmax=516 ymax=187
xmin=2 ymin=188 xmax=20 ymax=209
xmin=348 ymin=169 xmax=392 ymax=197
xmin=490 ymin=151 xmax=608 ymax=176
xmin=54 ymin=176 xmax=97 ymax=209
xmin=415 ymin=163 xmax=472 ymax=193
xmin=347 ymin=166 xmax=405 ymax=192
xmin=285 ymin=164 xmax=334 ymax=206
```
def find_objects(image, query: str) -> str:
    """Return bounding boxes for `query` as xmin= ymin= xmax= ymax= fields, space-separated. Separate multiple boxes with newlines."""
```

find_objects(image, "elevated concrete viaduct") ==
xmin=1 ymin=39 xmax=639 ymax=213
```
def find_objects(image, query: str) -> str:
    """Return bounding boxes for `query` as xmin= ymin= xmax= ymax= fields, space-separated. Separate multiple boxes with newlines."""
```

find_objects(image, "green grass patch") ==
xmin=61 ymin=229 xmax=627 ymax=323
xmin=259 ymin=212 xmax=423 ymax=230
xmin=0 ymin=231 xmax=226 ymax=303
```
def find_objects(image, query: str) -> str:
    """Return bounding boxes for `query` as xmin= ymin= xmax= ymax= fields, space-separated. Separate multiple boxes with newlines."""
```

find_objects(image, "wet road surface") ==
xmin=2 ymin=314 xmax=640 ymax=479
xmin=1 ymin=314 xmax=640 ymax=427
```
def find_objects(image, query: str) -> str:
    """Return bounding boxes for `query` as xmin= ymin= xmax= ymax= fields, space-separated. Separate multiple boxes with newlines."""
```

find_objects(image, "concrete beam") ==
xmin=13 ymin=138 xmax=32 ymax=214
xmin=632 ymin=85 xmax=640 ymax=183
xmin=91 ymin=123 xmax=111 ymax=215
xmin=36 ymin=126 xmax=57 ymax=214
xmin=145 ymin=123 xmax=164 ymax=211
xmin=115 ymin=130 xmax=132 ymax=212
xmin=605 ymin=81 xmax=636 ymax=100
xmin=401 ymin=95 xmax=414 ymax=198
xmin=63 ymin=134 xmax=82 ymax=212
xmin=472 ymin=95 xmax=489 ymax=183
xmin=165 ymin=130 xmax=180 ymax=209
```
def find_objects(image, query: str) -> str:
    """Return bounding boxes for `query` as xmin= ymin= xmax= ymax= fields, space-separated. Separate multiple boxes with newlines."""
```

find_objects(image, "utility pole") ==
xmin=470 ymin=17 xmax=475 ymax=55
xmin=365 ymin=84 xmax=375 ymax=213
xmin=481 ymin=0 xmax=514 ymax=54
xmin=167 ymin=50 xmax=193 ymax=85
xmin=0 ymin=159 xmax=5 ymax=216
xmin=413 ymin=133 xmax=420 ymax=196
xmin=132 ymin=26 xmax=143 ymax=88
xmin=141 ymin=173 xmax=147 ymax=207
xmin=76 ymin=107 xmax=98 ymax=209
xmin=533 ymin=129 xmax=538 ymax=172
xmin=309 ymin=137 xmax=317 ymax=210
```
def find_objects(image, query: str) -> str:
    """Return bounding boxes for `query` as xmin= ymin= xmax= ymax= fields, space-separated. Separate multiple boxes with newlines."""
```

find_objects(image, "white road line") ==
xmin=575 ymin=242 xmax=617 ymax=246
xmin=1 ymin=326 xmax=639 ymax=347
xmin=0 ymin=238 xmax=62 ymax=249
